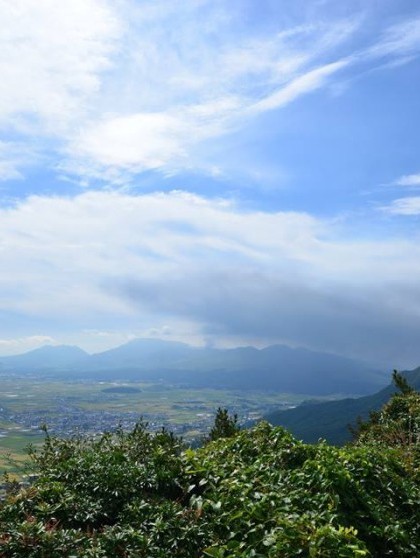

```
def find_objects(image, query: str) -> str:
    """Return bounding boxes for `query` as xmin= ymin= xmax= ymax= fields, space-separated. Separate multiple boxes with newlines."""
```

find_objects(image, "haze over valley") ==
xmin=0 ymin=338 xmax=386 ymax=394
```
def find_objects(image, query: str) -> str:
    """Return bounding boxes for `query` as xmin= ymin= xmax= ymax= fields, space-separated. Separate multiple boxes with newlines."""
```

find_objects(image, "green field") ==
xmin=0 ymin=424 xmax=44 ymax=477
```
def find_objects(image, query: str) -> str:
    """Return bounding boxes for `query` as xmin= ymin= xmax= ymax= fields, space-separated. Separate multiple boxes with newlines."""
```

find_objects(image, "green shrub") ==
xmin=0 ymin=420 xmax=418 ymax=557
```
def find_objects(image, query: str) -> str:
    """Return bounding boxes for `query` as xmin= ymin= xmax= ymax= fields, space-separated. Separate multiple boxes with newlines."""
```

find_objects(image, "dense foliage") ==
xmin=0 ymin=412 xmax=419 ymax=557
xmin=353 ymin=371 xmax=420 ymax=477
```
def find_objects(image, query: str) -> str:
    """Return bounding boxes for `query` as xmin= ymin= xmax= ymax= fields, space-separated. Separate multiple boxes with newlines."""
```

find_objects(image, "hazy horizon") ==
xmin=1 ymin=1 xmax=420 ymax=369
xmin=0 ymin=336 xmax=410 ymax=372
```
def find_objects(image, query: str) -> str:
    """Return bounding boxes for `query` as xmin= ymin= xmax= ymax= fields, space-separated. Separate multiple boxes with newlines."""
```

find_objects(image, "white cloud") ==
xmin=2 ymin=190 xmax=420 ymax=364
xmin=0 ymin=335 xmax=56 ymax=355
xmin=0 ymin=3 xmax=419 ymax=183
xmin=0 ymin=140 xmax=37 ymax=181
xmin=382 ymin=196 xmax=420 ymax=215
xmin=395 ymin=173 xmax=420 ymax=187
xmin=249 ymin=60 xmax=349 ymax=114
xmin=0 ymin=2 xmax=362 ymax=181
xmin=0 ymin=0 xmax=120 ymax=126
xmin=366 ymin=17 xmax=420 ymax=60
xmin=75 ymin=113 xmax=188 ymax=169
xmin=57 ymin=11 xmax=420 ymax=181
xmin=0 ymin=161 xmax=22 ymax=182
xmin=66 ymin=96 xmax=245 ymax=176
xmin=382 ymin=172 xmax=420 ymax=214
xmin=66 ymin=55 xmax=351 ymax=178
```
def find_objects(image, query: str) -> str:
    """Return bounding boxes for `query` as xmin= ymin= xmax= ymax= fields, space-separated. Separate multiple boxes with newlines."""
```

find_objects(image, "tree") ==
xmin=352 ymin=371 xmax=420 ymax=476
xmin=392 ymin=369 xmax=414 ymax=395
xmin=207 ymin=407 xmax=240 ymax=442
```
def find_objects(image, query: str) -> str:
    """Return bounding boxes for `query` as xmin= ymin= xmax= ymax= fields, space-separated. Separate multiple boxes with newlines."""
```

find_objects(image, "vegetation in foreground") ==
xmin=0 ymin=376 xmax=418 ymax=557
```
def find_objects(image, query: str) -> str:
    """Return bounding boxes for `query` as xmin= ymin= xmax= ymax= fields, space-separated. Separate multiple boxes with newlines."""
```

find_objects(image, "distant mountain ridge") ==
xmin=0 ymin=344 xmax=89 ymax=370
xmin=264 ymin=367 xmax=420 ymax=444
xmin=0 ymin=338 xmax=386 ymax=396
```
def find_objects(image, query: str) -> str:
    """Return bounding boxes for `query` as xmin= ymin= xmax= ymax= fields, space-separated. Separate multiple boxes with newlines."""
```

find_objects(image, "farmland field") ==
xmin=0 ymin=375 xmax=339 ymax=474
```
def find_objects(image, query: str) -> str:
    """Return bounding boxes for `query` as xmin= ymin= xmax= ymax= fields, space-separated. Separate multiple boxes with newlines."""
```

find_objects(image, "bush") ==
xmin=353 ymin=371 xmax=420 ymax=478
xmin=0 ymin=421 xmax=418 ymax=557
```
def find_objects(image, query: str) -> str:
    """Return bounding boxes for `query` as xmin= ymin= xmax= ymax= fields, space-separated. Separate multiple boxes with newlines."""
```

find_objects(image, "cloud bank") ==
xmin=1 ymin=191 xmax=420 ymax=366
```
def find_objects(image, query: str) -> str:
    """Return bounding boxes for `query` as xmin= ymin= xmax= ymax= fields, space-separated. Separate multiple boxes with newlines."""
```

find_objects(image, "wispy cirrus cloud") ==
xmin=248 ymin=59 xmax=350 ymax=114
xmin=50 ymin=10 xmax=420 ymax=183
xmin=63 ymin=15 xmax=356 ymax=181
xmin=379 ymin=173 xmax=420 ymax=215
xmin=365 ymin=17 xmax=420 ymax=60
xmin=1 ymin=1 xmax=419 ymax=184
xmin=382 ymin=196 xmax=420 ymax=215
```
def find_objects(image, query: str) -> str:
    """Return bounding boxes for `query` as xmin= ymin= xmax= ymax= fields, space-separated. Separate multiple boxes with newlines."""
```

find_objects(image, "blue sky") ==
xmin=1 ymin=0 xmax=420 ymax=368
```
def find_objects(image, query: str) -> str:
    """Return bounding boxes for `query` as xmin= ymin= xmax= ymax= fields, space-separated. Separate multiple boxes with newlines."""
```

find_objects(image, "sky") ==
xmin=1 ymin=0 xmax=420 ymax=368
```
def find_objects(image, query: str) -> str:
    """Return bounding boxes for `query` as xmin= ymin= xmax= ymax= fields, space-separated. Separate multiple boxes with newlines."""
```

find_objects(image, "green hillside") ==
xmin=264 ymin=368 xmax=420 ymax=445
xmin=0 ymin=383 xmax=418 ymax=558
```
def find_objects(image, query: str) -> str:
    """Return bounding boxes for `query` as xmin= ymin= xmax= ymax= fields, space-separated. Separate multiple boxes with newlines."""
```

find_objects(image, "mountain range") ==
xmin=0 ymin=338 xmax=386 ymax=396
xmin=264 ymin=367 xmax=420 ymax=444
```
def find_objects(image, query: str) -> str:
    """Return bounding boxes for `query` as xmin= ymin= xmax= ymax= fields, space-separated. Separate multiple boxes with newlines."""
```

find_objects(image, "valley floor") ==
xmin=0 ymin=375 xmax=344 ymax=474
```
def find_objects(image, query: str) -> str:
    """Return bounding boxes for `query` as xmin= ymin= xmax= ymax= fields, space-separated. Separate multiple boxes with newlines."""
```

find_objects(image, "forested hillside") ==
xmin=0 ymin=376 xmax=418 ymax=557
xmin=265 ymin=368 xmax=420 ymax=444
